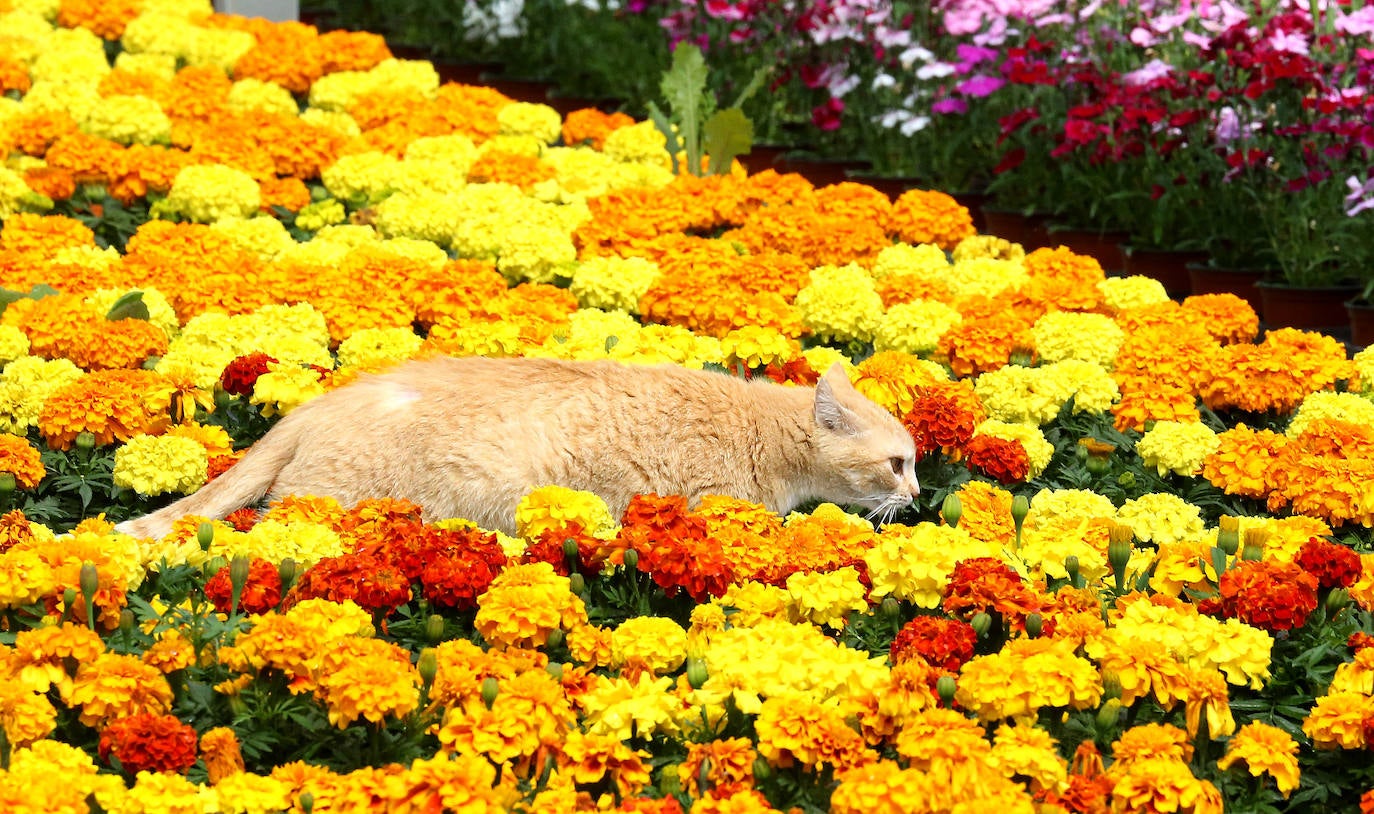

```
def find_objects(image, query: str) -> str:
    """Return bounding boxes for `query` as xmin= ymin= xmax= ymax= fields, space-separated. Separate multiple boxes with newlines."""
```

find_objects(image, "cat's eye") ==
xmin=890 ymin=457 xmax=905 ymax=476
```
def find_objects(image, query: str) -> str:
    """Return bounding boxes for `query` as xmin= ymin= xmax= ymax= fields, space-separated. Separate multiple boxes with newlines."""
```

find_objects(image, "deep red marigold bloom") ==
xmin=965 ymin=435 xmax=1031 ymax=484
xmin=1295 ymin=537 xmax=1363 ymax=590
xmin=420 ymin=546 xmax=505 ymax=611
xmin=204 ymin=557 xmax=283 ymax=615
xmin=99 ymin=713 xmax=198 ymax=774
xmin=889 ymin=616 xmax=978 ymax=672
xmin=942 ymin=556 xmax=1043 ymax=621
xmin=903 ymin=393 xmax=977 ymax=460
xmin=1350 ymin=632 xmax=1374 ymax=653
xmin=224 ymin=507 xmax=259 ymax=532
xmin=287 ymin=552 xmax=412 ymax=614
xmin=219 ymin=352 xmax=278 ymax=396
xmin=1216 ymin=560 xmax=1320 ymax=632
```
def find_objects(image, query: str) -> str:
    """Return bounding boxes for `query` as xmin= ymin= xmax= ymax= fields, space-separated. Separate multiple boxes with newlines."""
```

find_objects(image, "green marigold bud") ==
xmin=0 ymin=472 xmax=14 ymax=494
xmin=75 ymin=431 xmax=96 ymax=451
xmin=752 ymin=756 xmax=772 ymax=782
xmin=1011 ymin=494 xmax=1030 ymax=527
xmin=686 ymin=656 xmax=709 ymax=690
xmin=622 ymin=548 xmax=639 ymax=571
xmin=1096 ymin=698 xmax=1122 ymax=730
xmin=936 ymin=675 xmax=957 ymax=704
xmin=1327 ymin=588 xmax=1352 ymax=616
xmin=425 ymin=614 xmax=446 ymax=644
xmin=941 ymin=493 xmax=963 ymax=528
xmin=1024 ymin=612 xmax=1043 ymax=638
xmin=481 ymin=676 xmax=499 ymax=709
xmin=79 ymin=562 xmax=99 ymax=602
xmin=417 ymin=648 xmax=438 ymax=687
xmin=970 ymin=611 xmax=993 ymax=637
xmin=545 ymin=628 xmax=566 ymax=650
xmin=196 ymin=521 xmax=216 ymax=551
xmin=880 ymin=596 xmax=902 ymax=621
xmin=568 ymin=572 xmax=586 ymax=595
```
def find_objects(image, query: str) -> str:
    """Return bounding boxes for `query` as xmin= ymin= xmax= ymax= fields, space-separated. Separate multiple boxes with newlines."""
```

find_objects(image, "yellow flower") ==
xmin=63 ymin=651 xmax=173 ymax=727
xmin=831 ymin=760 xmax=938 ymax=814
xmin=514 ymin=485 xmax=618 ymax=539
xmin=794 ymin=263 xmax=884 ymax=344
xmin=113 ymin=433 xmax=208 ymax=496
xmin=335 ymin=327 xmax=424 ymax=370
xmin=873 ymin=299 xmax=962 ymax=355
xmin=990 ymin=721 xmax=1068 ymax=793
xmin=82 ymin=94 xmax=171 ymax=145
xmin=1109 ymin=756 xmax=1224 ymax=814
xmin=0 ymin=324 xmax=31 ymax=364
xmin=785 ymin=566 xmax=869 ymax=629
xmin=974 ymin=365 xmax=1075 ymax=426
xmin=863 ymin=522 xmax=998 ymax=607
xmin=955 ymin=638 xmax=1103 ymax=721
xmin=1097 ymin=275 xmax=1171 ymax=311
xmin=720 ymin=325 xmax=799 ymax=369
xmin=579 ymin=671 xmax=681 ymax=740
xmin=1135 ymin=420 xmax=1220 ymax=477
xmin=1178 ymin=666 xmax=1236 ymax=738
xmin=155 ymin=164 xmax=261 ymax=224
xmin=1285 ymin=390 xmax=1374 ymax=438
xmin=317 ymin=639 xmax=420 ymax=728
xmin=562 ymin=730 xmax=653 ymax=797
xmin=498 ymin=101 xmax=563 ymax=144
xmin=1115 ymin=493 xmax=1205 ymax=545
xmin=474 ymin=562 xmax=586 ymax=649
xmin=755 ymin=695 xmax=871 ymax=772
xmin=611 ymin=615 xmax=688 ymax=675
xmin=249 ymin=362 xmax=328 ymax=417
xmin=871 ymin=242 xmax=951 ymax=279
xmin=0 ymin=680 xmax=57 ymax=747
xmin=1216 ymin=721 xmax=1301 ymax=797
xmin=1303 ymin=691 xmax=1374 ymax=749
xmin=1029 ymin=310 xmax=1124 ymax=367
xmin=602 ymin=120 xmax=668 ymax=165
xmin=207 ymin=771 xmax=294 ymax=814
xmin=569 ymin=255 xmax=661 ymax=314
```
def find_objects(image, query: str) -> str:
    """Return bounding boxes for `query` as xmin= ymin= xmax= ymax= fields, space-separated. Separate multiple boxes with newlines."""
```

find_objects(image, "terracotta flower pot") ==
xmin=1255 ymin=280 xmax=1362 ymax=332
xmin=773 ymin=155 xmax=873 ymax=188
xmin=1185 ymin=264 xmax=1268 ymax=315
xmin=844 ymin=172 xmax=925 ymax=202
xmin=741 ymin=143 xmax=800 ymax=175
xmin=1119 ymin=247 xmax=1207 ymax=299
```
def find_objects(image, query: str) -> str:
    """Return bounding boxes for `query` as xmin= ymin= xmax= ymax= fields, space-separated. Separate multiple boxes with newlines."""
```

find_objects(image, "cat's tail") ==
xmin=113 ymin=410 xmax=309 ymax=540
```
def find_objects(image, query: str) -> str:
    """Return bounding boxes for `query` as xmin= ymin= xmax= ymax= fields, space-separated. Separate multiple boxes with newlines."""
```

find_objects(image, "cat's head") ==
xmin=810 ymin=364 xmax=920 ymax=525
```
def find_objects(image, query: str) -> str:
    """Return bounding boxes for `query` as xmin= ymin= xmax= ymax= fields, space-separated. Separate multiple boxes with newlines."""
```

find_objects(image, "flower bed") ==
xmin=2 ymin=3 xmax=1374 ymax=813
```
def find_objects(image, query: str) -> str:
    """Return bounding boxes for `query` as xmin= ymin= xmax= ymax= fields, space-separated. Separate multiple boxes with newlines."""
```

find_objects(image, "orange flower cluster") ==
xmin=1214 ymin=560 xmax=1320 ymax=632
xmin=203 ymin=558 xmax=284 ymax=615
xmin=38 ymin=370 xmax=171 ymax=450
xmin=889 ymin=616 xmax=978 ymax=672
xmin=618 ymin=493 xmax=735 ymax=601
xmin=1200 ymin=329 xmax=1353 ymax=415
xmin=942 ymin=557 xmax=1044 ymax=624
xmin=98 ymin=712 xmax=199 ymax=775
xmin=58 ymin=0 xmax=141 ymax=40
xmin=0 ymin=436 xmax=45 ymax=490
xmin=888 ymin=189 xmax=976 ymax=249
xmin=562 ymin=107 xmax=636 ymax=150
xmin=639 ymin=241 xmax=808 ymax=337
xmin=467 ymin=150 xmax=558 ymax=190
xmin=8 ymin=293 xmax=167 ymax=371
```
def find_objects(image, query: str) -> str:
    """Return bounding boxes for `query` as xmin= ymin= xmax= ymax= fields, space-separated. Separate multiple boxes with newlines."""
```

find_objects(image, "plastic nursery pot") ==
xmin=772 ymin=154 xmax=873 ymax=188
xmin=1119 ymin=246 xmax=1208 ymax=299
xmin=1254 ymin=280 xmax=1363 ymax=333
xmin=1346 ymin=299 xmax=1374 ymax=348
xmin=1185 ymin=263 xmax=1269 ymax=316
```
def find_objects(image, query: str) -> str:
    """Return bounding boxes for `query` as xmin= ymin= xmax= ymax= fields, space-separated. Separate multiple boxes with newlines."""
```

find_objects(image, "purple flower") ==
xmin=1337 ymin=7 xmax=1374 ymax=36
xmin=932 ymin=97 xmax=968 ymax=115
xmin=956 ymin=75 xmax=1005 ymax=97
xmin=1346 ymin=175 xmax=1374 ymax=217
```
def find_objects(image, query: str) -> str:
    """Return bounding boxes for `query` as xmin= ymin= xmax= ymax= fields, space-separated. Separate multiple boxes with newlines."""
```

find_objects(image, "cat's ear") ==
xmin=814 ymin=375 xmax=860 ymax=435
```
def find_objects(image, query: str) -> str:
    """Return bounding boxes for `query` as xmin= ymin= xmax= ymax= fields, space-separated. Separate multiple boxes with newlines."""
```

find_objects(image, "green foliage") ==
xmin=649 ymin=44 xmax=761 ymax=177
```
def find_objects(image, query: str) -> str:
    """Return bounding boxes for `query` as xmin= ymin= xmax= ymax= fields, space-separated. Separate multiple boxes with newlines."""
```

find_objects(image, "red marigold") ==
xmin=1295 ymin=537 xmax=1364 ymax=590
xmin=203 ymin=558 xmax=283 ymax=615
xmin=1350 ymin=631 xmax=1374 ymax=652
xmin=902 ymin=393 xmax=976 ymax=461
xmin=420 ymin=546 xmax=505 ymax=611
xmin=889 ymin=616 xmax=977 ymax=672
xmin=942 ymin=556 xmax=1043 ymax=622
xmin=619 ymin=494 xmax=735 ymax=601
xmin=224 ymin=508 xmax=259 ymax=532
xmin=99 ymin=713 xmax=198 ymax=775
xmin=1216 ymin=560 xmax=1320 ymax=632
xmin=286 ymin=552 xmax=412 ymax=614
xmin=219 ymin=352 xmax=279 ymax=396
xmin=965 ymin=435 xmax=1031 ymax=484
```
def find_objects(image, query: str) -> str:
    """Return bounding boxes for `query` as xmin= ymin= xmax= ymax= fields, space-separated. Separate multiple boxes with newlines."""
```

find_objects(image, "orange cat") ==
xmin=114 ymin=356 xmax=919 ymax=538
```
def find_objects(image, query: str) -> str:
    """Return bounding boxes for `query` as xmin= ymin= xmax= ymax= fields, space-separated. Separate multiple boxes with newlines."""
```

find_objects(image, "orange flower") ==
xmin=724 ymin=203 xmax=890 ymax=268
xmin=38 ymin=369 xmax=172 ymax=450
xmin=260 ymin=175 xmax=312 ymax=212
xmin=2 ymin=110 xmax=79 ymax=157
xmin=0 ymin=435 xmax=44 ymax=489
xmin=405 ymin=258 xmax=509 ymax=327
xmin=1179 ymin=292 xmax=1260 ymax=345
xmin=1217 ymin=559 xmax=1320 ymax=632
xmin=562 ymin=107 xmax=636 ymax=150
xmin=1112 ymin=383 xmax=1202 ymax=433
xmin=0 ymin=213 xmax=95 ymax=255
xmin=200 ymin=727 xmax=246 ymax=784
xmin=1202 ymin=424 xmax=1288 ymax=499
xmin=679 ymin=737 xmax=758 ymax=797
xmin=99 ymin=712 xmax=198 ymax=774
xmin=231 ymin=22 xmax=326 ymax=94
xmin=1201 ymin=329 xmax=1352 ymax=415
xmin=0 ymin=55 xmax=30 ymax=95
xmin=467 ymin=149 xmax=558 ymax=190
xmin=22 ymin=166 xmax=75 ymax=201
xmin=65 ymin=653 xmax=174 ymax=727
xmin=937 ymin=315 xmax=1034 ymax=377
xmin=815 ymin=182 xmax=894 ymax=231
xmin=43 ymin=132 xmax=125 ymax=185
xmin=318 ymin=29 xmax=393 ymax=73
xmin=108 ymin=144 xmax=198 ymax=205
xmin=58 ymin=0 xmax=141 ymax=39
xmin=888 ymin=189 xmax=975 ymax=249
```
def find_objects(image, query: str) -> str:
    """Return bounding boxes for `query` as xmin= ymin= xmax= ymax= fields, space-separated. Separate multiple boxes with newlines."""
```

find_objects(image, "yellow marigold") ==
xmin=946 ymin=256 xmax=1029 ymax=299
xmin=317 ymin=638 xmax=420 ymax=728
xmin=870 ymin=241 xmax=951 ymax=280
xmin=112 ymin=433 xmax=208 ymax=496
xmin=575 ymin=671 xmax=679 ymax=741
xmin=474 ymin=562 xmax=586 ymax=649
xmin=889 ymin=189 xmax=975 ymax=249
xmin=1303 ymin=691 xmax=1374 ymax=749
xmin=562 ymin=729 xmax=652 ymax=797
xmin=1029 ymin=310 xmax=1124 ymax=367
xmin=955 ymin=637 xmax=1103 ymax=721
xmin=953 ymin=234 xmax=1024 ymax=263
xmin=0 ymin=435 xmax=44 ymax=489
xmin=974 ymin=365 xmax=1075 ymax=426
xmin=863 ymin=522 xmax=997 ymax=607
xmin=794 ymin=263 xmax=884 ymax=344
xmin=0 ymin=324 xmax=31 ymax=366
xmin=602 ymin=120 xmax=669 ymax=165
xmin=63 ymin=651 xmax=173 ymax=727
xmin=1097 ymin=275 xmax=1171 ymax=312
xmin=153 ymin=163 xmax=261 ymax=223
xmin=1109 ymin=756 xmax=1224 ymax=814
xmin=1136 ymin=420 xmax=1220 ymax=477
xmin=1115 ymin=493 xmax=1205 ymax=545
xmin=514 ymin=485 xmax=617 ymax=540
xmin=720 ymin=325 xmax=800 ymax=370
xmin=785 ymin=566 xmax=869 ymax=629
xmin=991 ymin=721 xmax=1068 ymax=793
xmin=611 ymin=615 xmax=688 ymax=675
xmin=713 ymin=580 xmax=793 ymax=627
xmin=83 ymin=93 xmax=171 ymax=145
xmin=1287 ymin=391 xmax=1374 ymax=438
xmin=568 ymin=255 xmax=660 ymax=314
xmin=1216 ymin=720 xmax=1300 ymax=797
xmin=249 ymin=361 xmax=327 ymax=417
xmin=497 ymin=101 xmax=562 ymax=144
xmin=873 ymin=299 xmax=962 ymax=355
xmin=0 ymin=680 xmax=57 ymax=748
xmin=851 ymin=349 xmax=951 ymax=417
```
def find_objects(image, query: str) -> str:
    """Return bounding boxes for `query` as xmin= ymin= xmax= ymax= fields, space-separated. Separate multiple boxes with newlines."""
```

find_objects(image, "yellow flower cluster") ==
xmin=111 ymin=433 xmax=208 ymax=496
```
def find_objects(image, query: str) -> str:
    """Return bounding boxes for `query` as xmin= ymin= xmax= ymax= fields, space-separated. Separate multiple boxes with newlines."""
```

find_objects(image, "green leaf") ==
xmin=704 ymin=107 xmax=754 ymax=176
xmin=729 ymin=65 xmax=772 ymax=111
xmin=647 ymin=101 xmax=682 ymax=175
xmin=105 ymin=290 xmax=150 ymax=322
xmin=659 ymin=43 xmax=711 ymax=176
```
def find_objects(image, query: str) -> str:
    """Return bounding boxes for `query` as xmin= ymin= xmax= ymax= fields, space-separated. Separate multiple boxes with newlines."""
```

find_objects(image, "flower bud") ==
xmin=563 ymin=536 xmax=581 ymax=563
xmin=75 ymin=431 xmax=96 ymax=451
xmin=936 ymin=675 xmax=957 ymax=704
xmin=481 ymin=676 xmax=499 ymax=709
xmin=278 ymin=558 xmax=298 ymax=590
xmin=1064 ymin=555 xmax=1080 ymax=586
xmin=1011 ymin=495 xmax=1030 ymax=528
xmin=658 ymin=764 xmax=683 ymax=797
xmin=299 ymin=792 xmax=315 ymax=814
xmin=1024 ymin=612 xmax=1043 ymax=638
xmin=752 ymin=756 xmax=772 ymax=782
xmin=880 ymin=596 xmax=901 ymax=621
xmin=425 ymin=614 xmax=446 ymax=644
xmin=1327 ymin=588 xmax=1352 ymax=616
xmin=79 ymin=562 xmax=100 ymax=601
xmin=0 ymin=472 xmax=14 ymax=493
xmin=941 ymin=493 xmax=962 ymax=528
xmin=417 ymin=647 xmax=438 ymax=687
xmin=1108 ymin=532 xmax=1133 ymax=590
xmin=1085 ymin=455 xmax=1110 ymax=475
xmin=230 ymin=554 xmax=251 ymax=594
xmin=622 ymin=548 xmax=639 ymax=571
xmin=1216 ymin=516 xmax=1240 ymax=556
xmin=568 ymin=572 xmax=586 ymax=595
xmin=970 ymin=611 xmax=992 ymax=637
xmin=1101 ymin=670 xmax=1123 ymax=701
xmin=214 ymin=387 xmax=232 ymax=410
xmin=545 ymin=628 xmax=566 ymax=650
xmin=686 ymin=656 xmax=709 ymax=690
xmin=1241 ymin=542 xmax=1264 ymax=562
xmin=119 ymin=608 xmax=135 ymax=636
xmin=62 ymin=587 xmax=77 ymax=613
xmin=546 ymin=661 xmax=564 ymax=680
xmin=1095 ymin=698 xmax=1122 ymax=730
xmin=196 ymin=521 xmax=216 ymax=551
xmin=1116 ymin=471 xmax=1136 ymax=488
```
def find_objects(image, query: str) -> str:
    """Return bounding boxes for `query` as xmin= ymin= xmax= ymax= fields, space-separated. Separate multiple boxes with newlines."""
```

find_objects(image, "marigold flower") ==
xmin=65 ymin=652 xmax=174 ymax=727
xmin=37 ymin=369 xmax=172 ymax=450
xmin=562 ymin=107 xmax=636 ymax=150
xmin=0 ymin=435 xmax=44 ymax=489
xmin=113 ymin=433 xmax=208 ymax=496
xmin=438 ymin=668 xmax=575 ymax=762
xmin=965 ymin=434 xmax=1031 ymax=484
xmin=1215 ymin=559 xmax=1319 ymax=633
xmin=562 ymin=729 xmax=653 ymax=798
xmin=203 ymin=557 xmax=283 ymax=615
xmin=611 ymin=615 xmax=688 ymax=675
xmin=99 ymin=712 xmax=198 ymax=775
xmin=956 ymin=637 xmax=1103 ymax=721
xmin=831 ymin=760 xmax=938 ymax=814
xmin=889 ymin=615 xmax=977 ymax=672
xmin=1216 ymin=720 xmax=1300 ymax=797
xmin=1109 ymin=756 xmax=1224 ymax=814
xmin=888 ymin=189 xmax=975 ymax=249
xmin=903 ymin=392 xmax=977 ymax=461
xmin=1115 ymin=493 xmax=1205 ymax=545
xmin=1296 ymin=537 xmax=1364 ymax=590
xmin=0 ymin=681 xmax=57 ymax=748
xmin=785 ymin=566 xmax=869 ymax=629
xmin=317 ymin=638 xmax=420 ymax=728
xmin=755 ymin=695 xmax=872 ymax=772
xmin=474 ymin=561 xmax=586 ymax=649
xmin=1303 ymin=691 xmax=1374 ymax=749
xmin=140 ymin=629 xmax=195 ymax=675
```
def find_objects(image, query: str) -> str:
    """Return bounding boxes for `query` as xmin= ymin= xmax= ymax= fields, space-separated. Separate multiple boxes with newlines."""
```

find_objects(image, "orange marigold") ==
xmin=888 ymin=189 xmax=975 ymax=249
xmin=0 ymin=55 xmax=30 ymax=95
xmin=1 ymin=111 xmax=78 ymax=157
xmin=43 ymin=132 xmax=125 ymax=185
xmin=1201 ymin=329 xmax=1352 ymax=415
xmin=318 ymin=29 xmax=393 ymax=73
xmin=467 ymin=150 xmax=557 ymax=190
xmin=562 ymin=107 xmax=636 ymax=150
xmin=1112 ymin=384 xmax=1201 ymax=433
xmin=1202 ymin=424 xmax=1288 ymax=499
xmin=815 ymin=182 xmax=894 ymax=232
xmin=99 ymin=712 xmax=199 ymax=774
xmin=0 ymin=435 xmax=45 ymax=489
xmin=58 ymin=0 xmax=141 ymax=39
xmin=38 ymin=369 xmax=172 ymax=450
xmin=232 ymin=24 xmax=326 ymax=94
xmin=1179 ymin=292 xmax=1260 ymax=345
xmin=937 ymin=315 xmax=1033 ymax=377
xmin=260 ymin=175 xmax=312 ymax=212
xmin=22 ymin=166 xmax=75 ymax=201
xmin=0 ymin=213 xmax=95 ymax=255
